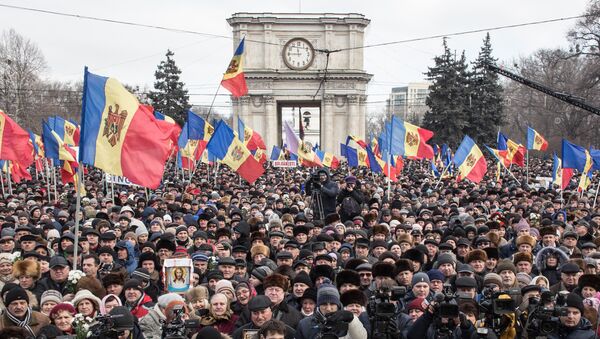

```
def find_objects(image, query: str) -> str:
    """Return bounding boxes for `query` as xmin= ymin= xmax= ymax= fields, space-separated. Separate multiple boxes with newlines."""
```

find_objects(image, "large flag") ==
xmin=42 ymin=121 xmax=60 ymax=162
xmin=284 ymin=121 xmax=321 ymax=167
xmin=552 ymin=153 xmax=573 ymax=190
xmin=238 ymin=117 xmax=266 ymax=151
xmin=366 ymin=145 xmax=397 ymax=181
xmin=177 ymin=111 xmax=214 ymax=169
xmin=206 ymin=121 xmax=264 ymax=183
xmin=270 ymin=145 xmax=285 ymax=161
xmin=562 ymin=139 xmax=591 ymax=171
xmin=0 ymin=110 xmax=34 ymax=168
xmin=79 ymin=69 xmax=176 ymax=189
xmin=221 ymin=37 xmax=248 ymax=97
xmin=577 ymin=150 xmax=594 ymax=192
xmin=485 ymin=145 xmax=511 ymax=168
xmin=340 ymin=143 xmax=359 ymax=167
xmin=454 ymin=135 xmax=487 ymax=183
xmin=527 ymin=127 xmax=548 ymax=151
xmin=315 ymin=149 xmax=339 ymax=169
xmin=389 ymin=116 xmax=434 ymax=159
xmin=49 ymin=116 xmax=80 ymax=146
xmin=0 ymin=160 xmax=31 ymax=183
xmin=497 ymin=132 xmax=525 ymax=167
xmin=592 ymin=148 xmax=600 ymax=171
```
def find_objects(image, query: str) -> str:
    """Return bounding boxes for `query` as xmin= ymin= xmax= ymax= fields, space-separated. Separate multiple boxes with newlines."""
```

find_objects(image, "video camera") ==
xmin=315 ymin=310 xmax=354 ymax=339
xmin=477 ymin=289 xmax=520 ymax=337
xmin=87 ymin=314 xmax=123 ymax=339
xmin=310 ymin=172 xmax=322 ymax=189
xmin=525 ymin=291 xmax=568 ymax=337
xmin=367 ymin=286 xmax=406 ymax=339
xmin=162 ymin=304 xmax=200 ymax=339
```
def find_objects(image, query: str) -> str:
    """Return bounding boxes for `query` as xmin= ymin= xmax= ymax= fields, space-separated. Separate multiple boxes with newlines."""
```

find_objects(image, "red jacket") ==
xmin=130 ymin=293 xmax=153 ymax=318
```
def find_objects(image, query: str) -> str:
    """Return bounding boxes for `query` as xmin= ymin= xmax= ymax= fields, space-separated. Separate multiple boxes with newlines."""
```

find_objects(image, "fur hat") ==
xmin=13 ymin=260 xmax=40 ymax=280
xmin=340 ymin=289 xmax=367 ymax=307
xmin=513 ymin=252 xmax=533 ymax=264
xmin=578 ymin=274 xmax=600 ymax=291
xmin=487 ymin=233 xmax=501 ymax=247
xmin=372 ymin=225 xmax=389 ymax=236
xmin=310 ymin=265 xmax=335 ymax=284
xmin=496 ymin=259 xmax=517 ymax=274
xmin=335 ymin=270 xmax=361 ymax=289
xmin=263 ymin=273 xmax=289 ymax=291
xmin=402 ymin=248 xmax=424 ymax=265
xmin=76 ymin=276 xmax=106 ymax=299
xmin=325 ymin=213 xmax=341 ymax=225
xmin=516 ymin=235 xmax=536 ymax=248
xmin=539 ymin=226 xmax=556 ymax=238
xmin=344 ymin=258 xmax=368 ymax=271
xmin=185 ymin=286 xmax=209 ymax=303
xmin=465 ymin=249 xmax=488 ymax=263
xmin=373 ymin=262 xmax=396 ymax=279
xmin=250 ymin=244 xmax=270 ymax=259
xmin=395 ymin=258 xmax=413 ymax=274
xmin=102 ymin=272 xmax=126 ymax=288
xmin=397 ymin=233 xmax=413 ymax=244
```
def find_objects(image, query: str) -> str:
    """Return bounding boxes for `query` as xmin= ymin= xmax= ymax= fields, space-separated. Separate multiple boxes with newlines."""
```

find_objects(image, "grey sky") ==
xmin=0 ymin=0 xmax=590 ymax=115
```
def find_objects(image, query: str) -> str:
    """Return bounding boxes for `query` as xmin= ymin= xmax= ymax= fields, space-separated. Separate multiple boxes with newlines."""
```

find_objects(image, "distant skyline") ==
xmin=0 ymin=0 xmax=590 ymax=115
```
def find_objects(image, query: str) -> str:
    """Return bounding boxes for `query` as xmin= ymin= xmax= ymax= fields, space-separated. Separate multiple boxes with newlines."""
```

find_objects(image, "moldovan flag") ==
xmin=366 ymin=145 xmax=397 ymax=181
xmin=270 ymin=146 xmax=285 ymax=161
xmin=497 ymin=132 xmax=525 ymax=167
xmin=389 ymin=116 xmax=434 ymax=159
xmin=578 ymin=150 xmax=594 ymax=192
xmin=527 ymin=127 xmax=548 ymax=151
xmin=284 ymin=121 xmax=321 ymax=167
xmin=221 ymin=37 xmax=248 ymax=97
xmin=553 ymin=153 xmax=573 ymax=190
xmin=340 ymin=144 xmax=359 ymax=168
xmin=485 ymin=145 xmax=511 ymax=168
xmin=49 ymin=116 xmax=80 ymax=146
xmin=238 ymin=117 xmax=266 ymax=151
xmin=454 ymin=135 xmax=487 ymax=183
xmin=0 ymin=160 xmax=31 ymax=183
xmin=154 ymin=111 xmax=181 ymax=147
xmin=562 ymin=139 xmax=590 ymax=171
xmin=79 ymin=69 xmax=175 ymax=189
xmin=206 ymin=121 xmax=264 ymax=183
xmin=0 ymin=110 xmax=34 ymax=168
xmin=315 ymin=149 xmax=339 ymax=169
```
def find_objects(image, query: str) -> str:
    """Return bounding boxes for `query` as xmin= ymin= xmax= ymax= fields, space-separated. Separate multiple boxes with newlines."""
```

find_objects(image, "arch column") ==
xmin=263 ymin=95 xmax=276 ymax=148
xmin=322 ymin=94 xmax=334 ymax=153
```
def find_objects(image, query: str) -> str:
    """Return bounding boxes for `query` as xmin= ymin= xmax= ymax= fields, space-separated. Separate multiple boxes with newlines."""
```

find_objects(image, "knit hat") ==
xmin=135 ymin=225 xmax=149 ymax=237
xmin=516 ymin=272 xmax=532 ymax=286
xmin=495 ymin=259 xmax=517 ymax=274
xmin=317 ymin=283 xmax=341 ymax=307
xmin=483 ymin=273 xmax=503 ymax=287
xmin=566 ymin=292 xmax=585 ymax=314
xmin=49 ymin=303 xmax=76 ymax=319
xmin=215 ymin=280 xmax=236 ymax=299
xmin=407 ymin=297 xmax=426 ymax=311
xmin=72 ymin=289 xmax=101 ymax=311
xmin=5 ymin=286 xmax=29 ymax=305
xmin=411 ymin=272 xmax=430 ymax=286
xmin=47 ymin=229 xmax=60 ymax=240
xmin=426 ymin=269 xmax=445 ymax=282
xmin=0 ymin=253 xmax=12 ymax=264
xmin=251 ymin=266 xmax=273 ymax=282
xmin=293 ymin=271 xmax=313 ymax=288
xmin=40 ymin=290 xmax=63 ymax=305
xmin=123 ymin=279 xmax=144 ymax=293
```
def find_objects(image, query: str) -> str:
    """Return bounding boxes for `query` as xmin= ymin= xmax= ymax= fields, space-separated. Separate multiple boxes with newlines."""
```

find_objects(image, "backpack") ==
xmin=341 ymin=196 xmax=361 ymax=218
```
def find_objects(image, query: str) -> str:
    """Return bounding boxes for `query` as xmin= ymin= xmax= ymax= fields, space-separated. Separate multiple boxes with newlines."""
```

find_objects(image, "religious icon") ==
xmin=163 ymin=258 xmax=193 ymax=293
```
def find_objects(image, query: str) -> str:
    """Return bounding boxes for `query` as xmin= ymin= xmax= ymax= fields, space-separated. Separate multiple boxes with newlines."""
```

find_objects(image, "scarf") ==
xmin=6 ymin=307 xmax=35 ymax=338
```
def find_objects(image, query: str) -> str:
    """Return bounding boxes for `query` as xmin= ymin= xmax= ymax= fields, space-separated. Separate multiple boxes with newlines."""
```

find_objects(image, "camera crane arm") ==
xmin=484 ymin=62 xmax=600 ymax=117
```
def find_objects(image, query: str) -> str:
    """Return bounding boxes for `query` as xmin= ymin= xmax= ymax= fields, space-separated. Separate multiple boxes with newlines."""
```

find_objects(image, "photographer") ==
xmin=545 ymin=293 xmax=595 ymax=339
xmin=407 ymin=296 xmax=475 ymax=339
xmin=89 ymin=306 xmax=144 ymax=339
xmin=305 ymin=169 xmax=339 ymax=221
xmin=336 ymin=176 xmax=364 ymax=222
xmin=296 ymin=283 xmax=367 ymax=339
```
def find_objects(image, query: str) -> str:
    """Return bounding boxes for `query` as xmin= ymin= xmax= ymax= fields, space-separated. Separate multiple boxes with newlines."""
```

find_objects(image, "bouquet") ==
xmin=72 ymin=313 xmax=94 ymax=339
xmin=65 ymin=269 xmax=85 ymax=294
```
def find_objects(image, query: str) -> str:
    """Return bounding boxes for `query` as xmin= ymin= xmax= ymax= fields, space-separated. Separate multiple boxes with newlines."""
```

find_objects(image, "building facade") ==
xmin=386 ymin=82 xmax=430 ymax=124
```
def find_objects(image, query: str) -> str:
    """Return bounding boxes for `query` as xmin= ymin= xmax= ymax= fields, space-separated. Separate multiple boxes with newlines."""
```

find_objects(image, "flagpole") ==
xmin=592 ymin=177 xmax=600 ymax=209
xmin=205 ymin=85 xmax=221 ymax=122
xmin=45 ymin=159 xmax=52 ymax=202
xmin=526 ymin=149 xmax=529 ymax=186
xmin=52 ymin=162 xmax=58 ymax=203
xmin=72 ymin=161 xmax=83 ymax=271
xmin=0 ymin=169 xmax=5 ymax=197
xmin=7 ymin=161 xmax=13 ymax=196
xmin=434 ymin=163 xmax=452 ymax=189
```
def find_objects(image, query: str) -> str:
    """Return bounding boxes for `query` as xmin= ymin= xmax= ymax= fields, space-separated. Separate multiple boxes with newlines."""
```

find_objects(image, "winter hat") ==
xmin=0 ymin=253 xmax=12 ymax=264
xmin=251 ymin=244 xmax=270 ymax=258
xmin=335 ymin=270 xmax=360 ymax=289
xmin=72 ymin=289 xmax=102 ymax=311
xmin=13 ymin=260 xmax=41 ymax=279
xmin=47 ymin=229 xmax=60 ymax=240
xmin=49 ymin=303 xmax=76 ymax=319
xmin=566 ymin=292 xmax=585 ymax=314
xmin=102 ymin=273 xmax=125 ymax=288
xmin=317 ymin=283 xmax=341 ymax=307
xmin=411 ymin=272 xmax=430 ymax=286
xmin=100 ymin=294 xmax=122 ymax=315
xmin=263 ymin=273 xmax=289 ymax=291
xmin=135 ymin=224 xmax=149 ymax=237
xmin=516 ymin=272 xmax=532 ymax=286
xmin=123 ymin=279 xmax=144 ymax=293
xmin=514 ymin=219 xmax=530 ymax=232
xmin=40 ymin=290 xmax=63 ymax=306
xmin=196 ymin=327 xmax=223 ymax=339
xmin=464 ymin=249 xmax=488 ymax=263
xmin=483 ymin=273 xmax=503 ymax=287
xmin=251 ymin=266 xmax=273 ymax=282
xmin=215 ymin=280 xmax=236 ymax=299
xmin=293 ymin=271 xmax=313 ymax=288
xmin=495 ymin=259 xmax=517 ymax=274
xmin=5 ymin=286 xmax=29 ymax=305
xmin=157 ymin=293 xmax=184 ymax=309
xmin=407 ymin=297 xmax=426 ymax=311
xmin=340 ymin=289 xmax=367 ymax=307
xmin=132 ymin=268 xmax=151 ymax=282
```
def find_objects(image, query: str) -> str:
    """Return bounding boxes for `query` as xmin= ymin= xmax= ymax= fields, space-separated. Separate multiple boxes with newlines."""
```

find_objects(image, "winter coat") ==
xmin=336 ymin=187 xmax=365 ymax=222
xmin=0 ymin=310 xmax=50 ymax=337
xmin=407 ymin=310 xmax=475 ymax=339
xmin=138 ymin=304 xmax=165 ymax=339
xmin=295 ymin=312 xmax=367 ymax=339
xmin=271 ymin=300 xmax=303 ymax=328
xmin=536 ymin=247 xmax=570 ymax=286
xmin=117 ymin=240 xmax=138 ymax=274
xmin=547 ymin=318 xmax=596 ymax=339
xmin=305 ymin=168 xmax=339 ymax=219
xmin=127 ymin=293 xmax=154 ymax=318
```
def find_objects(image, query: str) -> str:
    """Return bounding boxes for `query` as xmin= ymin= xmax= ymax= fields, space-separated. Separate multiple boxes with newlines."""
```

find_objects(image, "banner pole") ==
xmin=434 ymin=163 xmax=451 ymax=189
xmin=592 ymin=177 xmax=600 ymax=209
xmin=45 ymin=159 xmax=52 ymax=202
xmin=72 ymin=162 xmax=83 ymax=271
xmin=0 ymin=168 xmax=5 ymax=197
xmin=7 ymin=161 xmax=13 ymax=196
xmin=526 ymin=149 xmax=529 ymax=186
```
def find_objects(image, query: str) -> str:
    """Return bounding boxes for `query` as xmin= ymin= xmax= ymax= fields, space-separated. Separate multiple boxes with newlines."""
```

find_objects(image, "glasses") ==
xmin=359 ymin=273 xmax=372 ymax=277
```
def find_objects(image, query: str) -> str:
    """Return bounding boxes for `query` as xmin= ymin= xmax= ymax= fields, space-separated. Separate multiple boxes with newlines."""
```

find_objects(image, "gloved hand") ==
xmin=327 ymin=310 xmax=354 ymax=323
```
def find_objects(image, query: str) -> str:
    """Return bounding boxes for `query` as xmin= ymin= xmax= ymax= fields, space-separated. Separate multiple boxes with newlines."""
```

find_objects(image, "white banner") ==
xmin=105 ymin=173 xmax=135 ymax=186
xmin=272 ymin=160 xmax=297 ymax=168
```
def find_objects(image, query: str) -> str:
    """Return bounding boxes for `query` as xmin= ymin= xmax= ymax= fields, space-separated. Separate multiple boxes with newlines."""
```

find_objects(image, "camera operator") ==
xmin=296 ymin=283 xmax=367 ymax=339
xmin=89 ymin=306 xmax=144 ymax=339
xmin=305 ymin=169 xmax=339 ymax=221
xmin=407 ymin=295 xmax=475 ymax=339
xmin=336 ymin=175 xmax=364 ymax=222
xmin=545 ymin=293 xmax=595 ymax=339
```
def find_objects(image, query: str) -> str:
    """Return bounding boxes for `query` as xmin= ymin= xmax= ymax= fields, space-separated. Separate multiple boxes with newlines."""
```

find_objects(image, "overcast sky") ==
xmin=0 ymin=0 xmax=591 ymax=115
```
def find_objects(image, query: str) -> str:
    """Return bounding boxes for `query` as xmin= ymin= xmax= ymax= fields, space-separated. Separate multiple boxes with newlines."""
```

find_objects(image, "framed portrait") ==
xmin=242 ymin=329 xmax=258 ymax=339
xmin=163 ymin=258 xmax=193 ymax=293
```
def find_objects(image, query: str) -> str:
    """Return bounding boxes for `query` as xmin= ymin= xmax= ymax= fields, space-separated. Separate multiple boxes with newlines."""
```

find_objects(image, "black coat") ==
xmin=547 ymin=318 xmax=596 ymax=339
xmin=336 ymin=188 xmax=365 ymax=222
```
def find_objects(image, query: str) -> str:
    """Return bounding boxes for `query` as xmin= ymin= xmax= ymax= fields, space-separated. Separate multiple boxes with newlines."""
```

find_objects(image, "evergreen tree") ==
xmin=422 ymin=39 xmax=470 ymax=147
xmin=467 ymin=33 xmax=505 ymax=144
xmin=148 ymin=50 xmax=190 ymax=125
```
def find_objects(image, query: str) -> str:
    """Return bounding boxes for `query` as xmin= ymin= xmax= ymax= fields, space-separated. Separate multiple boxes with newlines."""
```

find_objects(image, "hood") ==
xmin=116 ymin=240 xmax=135 ymax=264
xmin=316 ymin=168 xmax=331 ymax=180
xmin=535 ymin=246 xmax=569 ymax=270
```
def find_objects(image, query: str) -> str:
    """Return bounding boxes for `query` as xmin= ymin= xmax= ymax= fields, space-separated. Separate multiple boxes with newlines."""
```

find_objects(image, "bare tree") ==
xmin=0 ymin=29 xmax=47 ymax=123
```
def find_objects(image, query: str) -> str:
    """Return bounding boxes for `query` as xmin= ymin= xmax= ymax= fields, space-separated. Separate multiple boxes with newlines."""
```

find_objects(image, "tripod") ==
xmin=311 ymin=189 xmax=324 ymax=221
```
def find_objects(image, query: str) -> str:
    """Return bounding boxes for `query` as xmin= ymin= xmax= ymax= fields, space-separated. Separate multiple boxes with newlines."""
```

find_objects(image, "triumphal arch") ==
xmin=227 ymin=13 xmax=372 ymax=154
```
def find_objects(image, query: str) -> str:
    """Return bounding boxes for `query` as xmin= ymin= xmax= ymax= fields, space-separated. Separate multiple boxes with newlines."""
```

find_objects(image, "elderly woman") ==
xmin=0 ymin=253 xmax=16 ymax=292
xmin=185 ymin=286 xmax=209 ymax=316
xmin=100 ymin=294 xmax=123 ymax=315
xmin=38 ymin=302 xmax=77 ymax=337
xmin=72 ymin=289 xmax=102 ymax=319
xmin=198 ymin=293 xmax=239 ymax=335
xmin=13 ymin=260 xmax=43 ymax=310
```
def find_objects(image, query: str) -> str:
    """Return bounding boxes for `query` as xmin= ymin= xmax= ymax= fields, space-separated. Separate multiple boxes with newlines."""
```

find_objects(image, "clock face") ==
xmin=283 ymin=38 xmax=315 ymax=70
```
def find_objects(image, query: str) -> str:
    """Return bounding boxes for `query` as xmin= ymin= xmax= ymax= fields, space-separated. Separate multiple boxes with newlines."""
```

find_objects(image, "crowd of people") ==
xmin=0 ymin=157 xmax=598 ymax=339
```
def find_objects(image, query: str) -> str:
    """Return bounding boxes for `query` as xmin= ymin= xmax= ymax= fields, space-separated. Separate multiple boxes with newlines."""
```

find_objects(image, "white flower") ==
xmin=85 ymin=316 xmax=93 ymax=323
xmin=82 ymin=324 xmax=89 ymax=331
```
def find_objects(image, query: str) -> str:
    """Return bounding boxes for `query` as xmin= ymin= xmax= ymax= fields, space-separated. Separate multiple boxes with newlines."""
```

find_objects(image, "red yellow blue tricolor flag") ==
xmin=526 ymin=127 xmax=548 ymax=151
xmin=221 ymin=37 xmax=248 ymax=97
xmin=497 ymin=132 xmax=525 ymax=167
xmin=552 ymin=153 xmax=573 ymax=190
xmin=79 ymin=68 xmax=177 ymax=189
xmin=389 ymin=116 xmax=434 ymax=159
xmin=206 ymin=121 xmax=264 ymax=183
xmin=238 ymin=117 xmax=266 ymax=151
xmin=49 ymin=116 xmax=80 ymax=146
xmin=454 ymin=136 xmax=487 ymax=183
